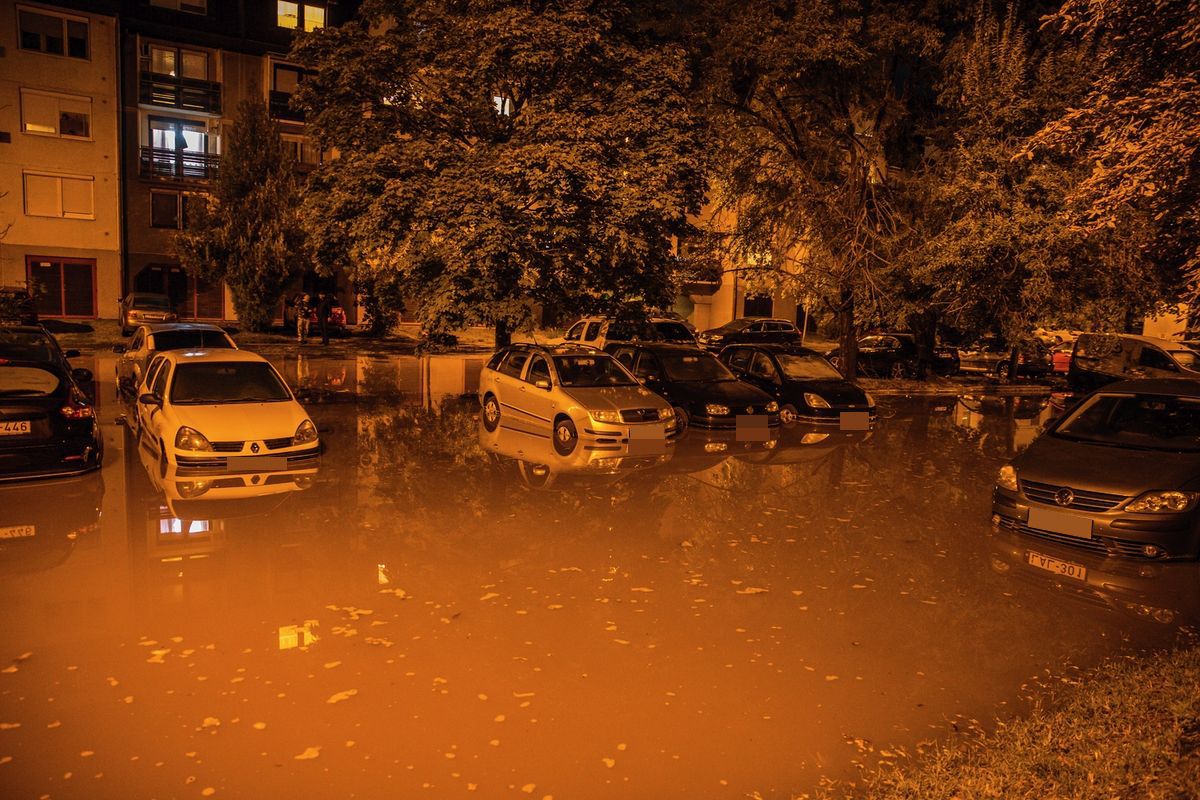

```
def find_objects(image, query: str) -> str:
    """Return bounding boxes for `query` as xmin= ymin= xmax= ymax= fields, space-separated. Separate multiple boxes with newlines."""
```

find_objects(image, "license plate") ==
xmin=736 ymin=415 xmax=770 ymax=441
xmin=227 ymin=456 xmax=288 ymax=471
xmin=0 ymin=524 xmax=36 ymax=539
xmin=1026 ymin=550 xmax=1087 ymax=581
xmin=839 ymin=411 xmax=870 ymax=431
xmin=1028 ymin=507 xmax=1093 ymax=539
xmin=0 ymin=421 xmax=32 ymax=436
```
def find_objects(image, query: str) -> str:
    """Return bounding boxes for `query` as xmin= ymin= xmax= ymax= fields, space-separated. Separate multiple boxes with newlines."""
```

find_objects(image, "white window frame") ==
xmin=22 ymin=171 xmax=96 ymax=220
xmin=19 ymin=88 xmax=93 ymax=141
xmin=16 ymin=4 xmax=90 ymax=61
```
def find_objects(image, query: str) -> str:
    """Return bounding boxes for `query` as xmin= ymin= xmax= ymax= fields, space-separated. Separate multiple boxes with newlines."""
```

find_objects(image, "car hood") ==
xmin=781 ymin=379 xmax=869 ymax=406
xmin=667 ymin=380 xmax=773 ymax=407
xmin=171 ymin=401 xmax=311 ymax=441
xmin=564 ymin=386 xmax=666 ymax=411
xmin=1013 ymin=433 xmax=1200 ymax=494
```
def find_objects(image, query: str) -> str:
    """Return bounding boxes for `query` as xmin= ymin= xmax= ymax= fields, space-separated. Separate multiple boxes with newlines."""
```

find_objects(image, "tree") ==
xmin=176 ymin=99 xmax=307 ymax=331
xmin=698 ymin=0 xmax=945 ymax=377
xmin=1030 ymin=0 xmax=1199 ymax=296
xmin=292 ymin=0 xmax=707 ymax=347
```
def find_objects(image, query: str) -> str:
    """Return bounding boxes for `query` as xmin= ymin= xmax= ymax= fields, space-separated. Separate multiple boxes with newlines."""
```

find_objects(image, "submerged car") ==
xmin=479 ymin=422 xmax=670 ymax=490
xmin=0 ymin=325 xmax=92 ymax=384
xmin=114 ymin=323 xmax=237 ymax=395
xmin=134 ymin=349 xmax=320 ymax=475
xmin=606 ymin=343 xmax=779 ymax=432
xmin=993 ymin=378 xmax=1200 ymax=561
xmin=718 ymin=344 xmax=876 ymax=426
xmin=830 ymin=333 xmax=959 ymax=378
xmin=696 ymin=318 xmax=801 ymax=351
xmin=119 ymin=292 xmax=179 ymax=335
xmin=1069 ymin=333 xmax=1200 ymax=394
xmin=0 ymin=360 xmax=102 ymax=480
xmin=479 ymin=344 xmax=675 ymax=455
xmin=558 ymin=315 xmax=697 ymax=349
xmin=958 ymin=336 xmax=1052 ymax=379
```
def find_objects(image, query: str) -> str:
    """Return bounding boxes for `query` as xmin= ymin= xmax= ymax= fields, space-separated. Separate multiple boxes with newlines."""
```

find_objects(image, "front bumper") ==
xmin=582 ymin=420 xmax=678 ymax=446
xmin=992 ymin=487 xmax=1200 ymax=561
xmin=794 ymin=407 xmax=877 ymax=426
xmin=689 ymin=411 xmax=781 ymax=430
xmin=173 ymin=443 xmax=323 ymax=474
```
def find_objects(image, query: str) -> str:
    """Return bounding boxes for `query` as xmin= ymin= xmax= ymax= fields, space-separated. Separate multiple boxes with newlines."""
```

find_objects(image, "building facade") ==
xmin=0 ymin=1 xmax=123 ymax=319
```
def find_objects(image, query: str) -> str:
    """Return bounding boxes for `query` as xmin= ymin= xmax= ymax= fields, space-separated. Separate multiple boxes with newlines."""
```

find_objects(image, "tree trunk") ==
xmin=908 ymin=310 xmax=938 ymax=382
xmin=494 ymin=319 xmax=512 ymax=349
xmin=837 ymin=287 xmax=858 ymax=378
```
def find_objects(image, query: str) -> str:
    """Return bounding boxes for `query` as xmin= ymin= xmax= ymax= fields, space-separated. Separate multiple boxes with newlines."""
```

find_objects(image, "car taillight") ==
xmin=60 ymin=403 xmax=95 ymax=419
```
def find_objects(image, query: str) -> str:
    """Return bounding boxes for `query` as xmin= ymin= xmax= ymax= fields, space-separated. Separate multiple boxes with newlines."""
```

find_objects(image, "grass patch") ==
xmin=818 ymin=646 xmax=1200 ymax=800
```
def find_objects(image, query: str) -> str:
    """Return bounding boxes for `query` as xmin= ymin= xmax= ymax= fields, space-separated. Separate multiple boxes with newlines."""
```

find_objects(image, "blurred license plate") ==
xmin=839 ymin=412 xmax=870 ymax=430
xmin=226 ymin=456 xmax=287 ymax=471
xmin=1028 ymin=507 xmax=1093 ymax=538
xmin=1026 ymin=550 xmax=1086 ymax=581
xmin=0 ymin=525 xmax=36 ymax=539
xmin=0 ymin=421 xmax=31 ymax=435
xmin=736 ymin=415 xmax=769 ymax=441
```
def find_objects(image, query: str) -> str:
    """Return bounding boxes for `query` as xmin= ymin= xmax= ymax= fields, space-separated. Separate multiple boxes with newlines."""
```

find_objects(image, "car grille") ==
xmin=210 ymin=441 xmax=244 ymax=452
xmin=264 ymin=436 xmax=294 ymax=450
xmin=997 ymin=516 xmax=1157 ymax=560
xmin=1019 ymin=479 xmax=1128 ymax=512
xmin=621 ymin=408 xmax=660 ymax=423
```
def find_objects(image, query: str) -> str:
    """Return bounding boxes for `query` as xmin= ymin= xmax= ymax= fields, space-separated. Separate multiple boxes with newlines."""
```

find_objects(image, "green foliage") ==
xmin=291 ymin=0 xmax=707 ymax=344
xmin=175 ymin=99 xmax=307 ymax=332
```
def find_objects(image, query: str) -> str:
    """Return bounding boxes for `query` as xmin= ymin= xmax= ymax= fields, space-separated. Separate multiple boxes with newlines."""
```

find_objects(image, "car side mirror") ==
xmin=111 ymin=344 xmax=127 ymax=354
xmin=72 ymin=367 xmax=93 ymax=383
xmin=534 ymin=379 xmax=551 ymax=390
xmin=65 ymin=349 xmax=80 ymax=358
xmin=139 ymin=392 xmax=162 ymax=406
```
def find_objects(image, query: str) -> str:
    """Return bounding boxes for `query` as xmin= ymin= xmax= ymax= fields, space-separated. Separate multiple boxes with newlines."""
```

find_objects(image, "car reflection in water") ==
xmin=479 ymin=422 xmax=670 ymax=490
xmin=0 ymin=473 xmax=103 ymax=574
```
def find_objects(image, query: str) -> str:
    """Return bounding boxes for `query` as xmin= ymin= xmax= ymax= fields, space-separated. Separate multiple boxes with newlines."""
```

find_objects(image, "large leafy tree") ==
xmin=1030 ymin=0 xmax=1199 ymax=295
xmin=698 ymin=0 xmax=944 ymax=376
xmin=176 ymin=99 xmax=307 ymax=331
xmin=292 ymin=0 xmax=707 ymax=346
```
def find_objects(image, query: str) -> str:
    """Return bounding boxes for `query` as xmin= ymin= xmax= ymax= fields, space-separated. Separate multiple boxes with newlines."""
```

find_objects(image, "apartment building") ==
xmin=0 ymin=1 xmax=122 ymax=319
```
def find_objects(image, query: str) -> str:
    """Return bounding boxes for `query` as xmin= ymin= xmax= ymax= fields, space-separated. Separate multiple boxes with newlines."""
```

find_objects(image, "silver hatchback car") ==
xmin=479 ymin=344 xmax=676 ymax=455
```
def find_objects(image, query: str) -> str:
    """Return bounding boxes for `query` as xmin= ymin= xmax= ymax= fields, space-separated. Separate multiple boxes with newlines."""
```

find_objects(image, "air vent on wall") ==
xmin=0 ymin=132 xmax=11 ymax=144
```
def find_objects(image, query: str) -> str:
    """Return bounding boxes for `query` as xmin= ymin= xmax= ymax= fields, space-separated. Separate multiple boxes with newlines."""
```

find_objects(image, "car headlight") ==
xmin=175 ymin=426 xmax=211 ymax=451
xmin=591 ymin=409 xmax=622 ymax=424
xmin=658 ymin=407 xmax=675 ymax=420
xmin=176 ymin=480 xmax=210 ymax=499
xmin=801 ymin=432 xmax=830 ymax=444
xmin=704 ymin=442 xmax=728 ymax=453
xmin=864 ymin=391 xmax=876 ymax=408
xmin=765 ymin=401 xmax=779 ymax=413
xmin=1124 ymin=491 xmax=1198 ymax=513
xmin=996 ymin=465 xmax=1018 ymax=491
xmin=293 ymin=419 xmax=319 ymax=445
xmin=803 ymin=393 xmax=831 ymax=409
xmin=705 ymin=403 xmax=730 ymax=416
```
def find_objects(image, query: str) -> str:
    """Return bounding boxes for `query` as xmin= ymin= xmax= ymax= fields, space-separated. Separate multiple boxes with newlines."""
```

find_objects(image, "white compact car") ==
xmin=134 ymin=349 xmax=320 ymax=474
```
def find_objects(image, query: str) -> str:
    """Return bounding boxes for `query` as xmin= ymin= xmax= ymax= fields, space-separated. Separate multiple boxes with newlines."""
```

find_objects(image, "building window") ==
xmin=150 ymin=190 xmax=202 ymax=229
xmin=27 ymin=257 xmax=96 ymax=318
xmin=18 ymin=7 xmax=89 ymax=60
xmin=20 ymin=89 xmax=92 ymax=139
xmin=23 ymin=172 xmax=95 ymax=219
xmin=149 ymin=0 xmax=208 ymax=14
xmin=273 ymin=63 xmax=304 ymax=95
xmin=282 ymin=135 xmax=321 ymax=167
xmin=277 ymin=1 xmax=324 ymax=30
xmin=149 ymin=45 xmax=208 ymax=80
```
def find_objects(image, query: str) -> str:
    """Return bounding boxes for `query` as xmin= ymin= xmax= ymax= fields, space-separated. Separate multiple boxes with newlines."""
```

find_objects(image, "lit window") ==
xmin=277 ymin=1 xmax=299 ymax=28
xmin=18 ymin=8 xmax=89 ymax=59
xmin=303 ymin=5 xmax=325 ymax=30
xmin=494 ymin=96 xmax=513 ymax=116
xmin=23 ymin=172 xmax=95 ymax=219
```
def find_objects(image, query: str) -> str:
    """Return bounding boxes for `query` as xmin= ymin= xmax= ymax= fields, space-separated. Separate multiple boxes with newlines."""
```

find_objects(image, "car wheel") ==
xmin=829 ymin=355 xmax=842 ymax=372
xmin=889 ymin=361 xmax=907 ymax=379
xmin=553 ymin=417 xmax=578 ymax=455
xmin=994 ymin=361 xmax=1010 ymax=380
xmin=481 ymin=394 xmax=501 ymax=432
xmin=780 ymin=403 xmax=800 ymax=424
xmin=673 ymin=406 xmax=689 ymax=434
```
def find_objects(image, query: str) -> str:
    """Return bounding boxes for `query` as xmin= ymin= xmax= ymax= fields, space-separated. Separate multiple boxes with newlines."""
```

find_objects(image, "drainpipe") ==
xmin=115 ymin=10 xmax=129 ymax=301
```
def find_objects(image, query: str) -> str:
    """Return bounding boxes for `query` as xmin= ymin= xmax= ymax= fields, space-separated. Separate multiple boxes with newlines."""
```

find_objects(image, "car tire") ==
xmin=553 ymin=416 xmax=578 ymax=455
xmin=994 ymin=361 xmax=1010 ymax=380
xmin=780 ymin=403 xmax=800 ymax=425
xmin=481 ymin=394 xmax=501 ymax=432
xmin=673 ymin=406 xmax=689 ymax=434
xmin=889 ymin=362 xmax=907 ymax=379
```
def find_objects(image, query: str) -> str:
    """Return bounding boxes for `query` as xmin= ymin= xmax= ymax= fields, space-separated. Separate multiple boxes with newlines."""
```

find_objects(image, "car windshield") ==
xmin=1054 ymin=393 xmax=1200 ymax=452
xmin=652 ymin=322 xmax=695 ymax=342
xmin=660 ymin=352 xmax=734 ymax=382
xmin=717 ymin=320 xmax=754 ymax=332
xmin=0 ymin=331 xmax=57 ymax=363
xmin=133 ymin=295 xmax=172 ymax=309
xmin=169 ymin=362 xmax=292 ymax=404
xmin=0 ymin=365 xmax=61 ymax=396
xmin=1170 ymin=350 xmax=1200 ymax=370
xmin=552 ymin=356 xmax=637 ymax=387
xmin=776 ymin=353 xmax=843 ymax=380
xmin=152 ymin=330 xmax=234 ymax=351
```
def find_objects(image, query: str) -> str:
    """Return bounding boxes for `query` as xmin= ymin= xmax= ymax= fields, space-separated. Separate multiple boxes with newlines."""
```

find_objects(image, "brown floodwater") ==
xmin=1 ymin=354 xmax=1196 ymax=799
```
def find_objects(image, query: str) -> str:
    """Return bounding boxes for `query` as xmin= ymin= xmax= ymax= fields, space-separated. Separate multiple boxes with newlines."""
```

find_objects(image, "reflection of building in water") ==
xmin=951 ymin=395 xmax=1057 ymax=455
xmin=354 ymin=354 xmax=484 ymax=407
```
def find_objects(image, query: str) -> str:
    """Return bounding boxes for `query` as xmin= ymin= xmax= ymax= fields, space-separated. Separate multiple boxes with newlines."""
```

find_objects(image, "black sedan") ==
xmin=606 ymin=343 xmax=779 ymax=432
xmin=828 ymin=333 xmax=959 ymax=378
xmin=0 ymin=360 xmax=102 ymax=480
xmin=696 ymin=318 xmax=801 ymax=351
xmin=718 ymin=344 xmax=876 ymax=426
xmin=993 ymin=378 xmax=1200 ymax=561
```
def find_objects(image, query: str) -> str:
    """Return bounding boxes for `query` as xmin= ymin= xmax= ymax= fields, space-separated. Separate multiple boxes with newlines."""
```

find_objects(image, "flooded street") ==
xmin=1 ymin=354 xmax=1196 ymax=799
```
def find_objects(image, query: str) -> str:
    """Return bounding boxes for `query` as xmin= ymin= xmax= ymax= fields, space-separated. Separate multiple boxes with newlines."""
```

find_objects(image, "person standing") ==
xmin=316 ymin=291 xmax=333 ymax=346
xmin=295 ymin=293 xmax=312 ymax=343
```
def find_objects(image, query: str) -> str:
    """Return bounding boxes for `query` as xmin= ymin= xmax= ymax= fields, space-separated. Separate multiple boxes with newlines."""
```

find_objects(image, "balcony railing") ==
xmin=139 ymin=146 xmax=220 ymax=180
xmin=139 ymin=72 xmax=222 ymax=114
xmin=269 ymin=90 xmax=305 ymax=122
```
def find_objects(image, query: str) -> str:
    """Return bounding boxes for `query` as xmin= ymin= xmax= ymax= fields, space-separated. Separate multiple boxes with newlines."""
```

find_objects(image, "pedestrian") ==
xmin=316 ymin=291 xmax=333 ymax=346
xmin=295 ymin=293 xmax=312 ymax=343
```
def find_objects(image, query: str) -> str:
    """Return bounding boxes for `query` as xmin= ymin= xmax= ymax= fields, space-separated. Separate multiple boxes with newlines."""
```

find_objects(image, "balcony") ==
xmin=139 ymin=72 xmax=222 ymax=114
xmin=139 ymin=146 xmax=220 ymax=181
xmin=269 ymin=90 xmax=305 ymax=123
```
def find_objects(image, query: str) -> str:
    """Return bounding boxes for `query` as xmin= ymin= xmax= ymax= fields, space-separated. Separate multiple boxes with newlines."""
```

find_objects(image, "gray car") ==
xmin=118 ymin=292 xmax=178 ymax=335
xmin=112 ymin=323 xmax=236 ymax=395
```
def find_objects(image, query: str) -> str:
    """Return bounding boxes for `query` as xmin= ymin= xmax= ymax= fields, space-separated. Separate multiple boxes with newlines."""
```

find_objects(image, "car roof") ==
xmin=504 ymin=342 xmax=608 ymax=357
xmin=1097 ymin=378 xmax=1200 ymax=397
xmin=0 ymin=358 xmax=67 ymax=374
xmin=158 ymin=349 xmax=268 ymax=364
xmin=730 ymin=343 xmax=824 ymax=356
xmin=145 ymin=323 xmax=229 ymax=334
xmin=616 ymin=342 xmax=708 ymax=354
xmin=0 ymin=325 xmax=51 ymax=336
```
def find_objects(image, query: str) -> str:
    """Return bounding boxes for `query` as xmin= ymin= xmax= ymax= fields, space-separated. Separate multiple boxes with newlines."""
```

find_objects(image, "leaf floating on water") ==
xmin=201 ymin=789 xmax=216 ymax=797
xmin=326 ymin=689 xmax=358 ymax=704
xmin=0 ymin=723 xmax=21 ymax=730
xmin=736 ymin=587 xmax=769 ymax=595
xmin=825 ymin=675 xmax=840 ymax=681
xmin=0 ymin=667 xmax=15 ymax=674
xmin=521 ymin=784 xmax=536 ymax=794
xmin=602 ymin=757 xmax=616 ymax=768
xmin=323 ymin=661 xmax=341 ymax=670
xmin=380 ymin=588 xmax=409 ymax=598
xmin=631 ymin=587 xmax=654 ymax=593
xmin=480 ymin=593 xmax=500 ymax=601
xmin=294 ymin=746 xmax=321 ymax=760
xmin=146 ymin=649 xmax=170 ymax=664
xmin=252 ymin=722 xmax=267 ymax=730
